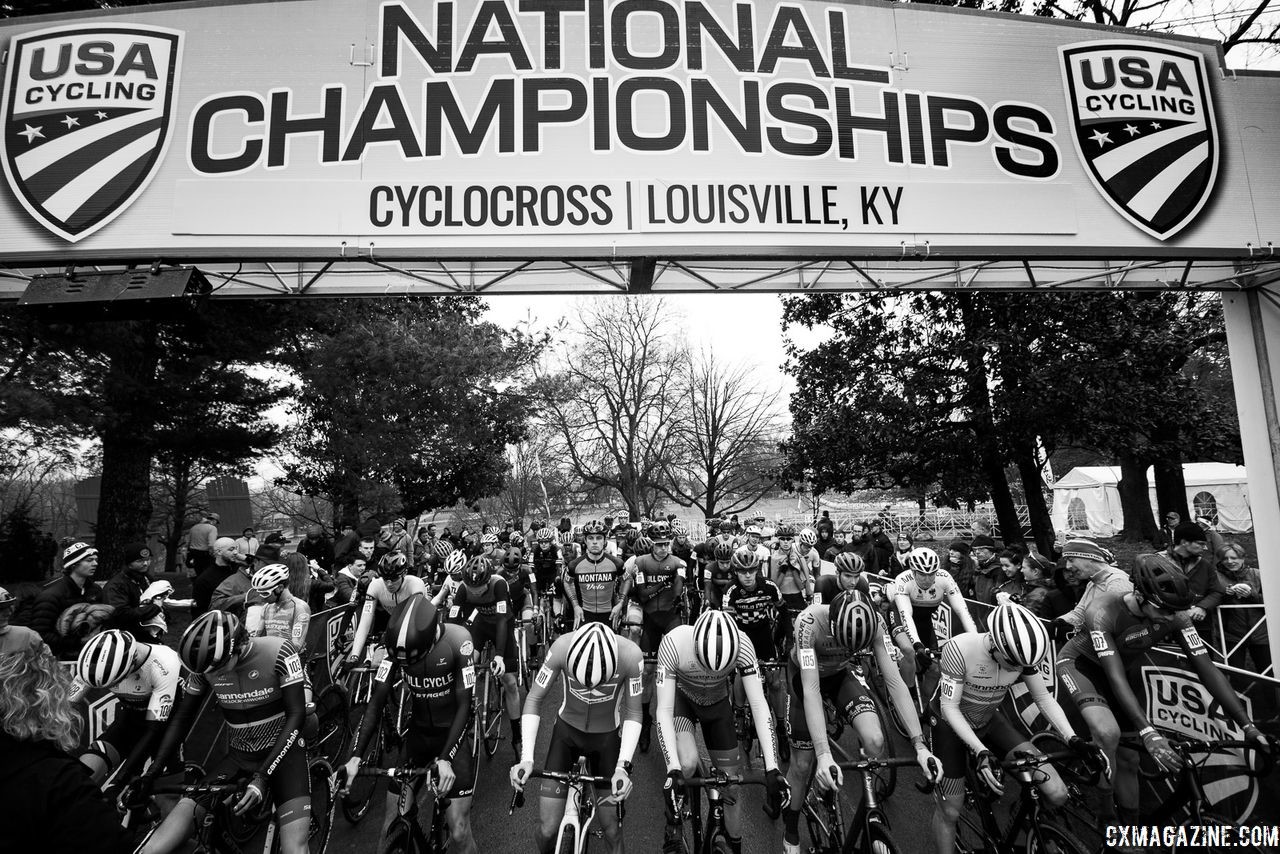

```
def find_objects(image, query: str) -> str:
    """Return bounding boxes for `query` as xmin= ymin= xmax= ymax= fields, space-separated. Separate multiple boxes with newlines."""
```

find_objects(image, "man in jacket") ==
xmin=1166 ymin=521 xmax=1225 ymax=625
xmin=191 ymin=537 xmax=242 ymax=616
xmin=29 ymin=543 xmax=103 ymax=658
xmin=1056 ymin=538 xmax=1133 ymax=632
xmin=297 ymin=525 xmax=334 ymax=573
xmin=968 ymin=534 xmax=1001 ymax=605
xmin=100 ymin=542 xmax=163 ymax=640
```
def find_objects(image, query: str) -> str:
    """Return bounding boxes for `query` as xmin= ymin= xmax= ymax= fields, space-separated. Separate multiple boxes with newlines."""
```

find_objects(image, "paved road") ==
xmin=325 ymin=678 xmax=952 ymax=854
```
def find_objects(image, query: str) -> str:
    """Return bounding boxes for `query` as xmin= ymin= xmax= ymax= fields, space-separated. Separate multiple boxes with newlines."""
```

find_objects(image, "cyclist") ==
xmin=813 ymin=552 xmax=871 ymax=604
xmin=531 ymin=529 xmax=563 ymax=630
xmin=702 ymin=540 xmax=736 ymax=612
xmin=656 ymin=610 xmax=790 ymax=854
xmin=891 ymin=547 xmax=979 ymax=711
xmin=563 ymin=519 xmax=625 ymax=628
xmin=670 ymin=521 xmax=701 ymax=620
xmin=931 ymin=602 xmax=1099 ymax=854
xmin=131 ymin=611 xmax=310 ymax=854
xmin=445 ymin=555 xmax=523 ymax=758
xmin=511 ymin=623 xmax=644 ymax=854
xmin=71 ymin=629 xmax=183 ymax=785
xmin=740 ymin=525 xmax=770 ymax=565
xmin=771 ymin=528 xmax=817 ymax=655
xmin=498 ymin=549 xmax=538 ymax=665
xmin=613 ymin=521 xmax=685 ymax=753
xmin=723 ymin=547 xmax=787 ymax=754
xmin=341 ymin=594 xmax=478 ymax=853
xmin=781 ymin=591 xmax=941 ymax=854
xmin=346 ymin=550 xmax=428 ymax=670
xmin=432 ymin=549 xmax=469 ymax=601
xmin=247 ymin=563 xmax=311 ymax=652
xmin=1056 ymin=554 xmax=1272 ymax=835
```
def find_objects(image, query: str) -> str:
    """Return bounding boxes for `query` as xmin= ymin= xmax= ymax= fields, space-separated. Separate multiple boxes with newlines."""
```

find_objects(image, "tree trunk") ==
xmin=163 ymin=459 xmax=193 ymax=574
xmin=1012 ymin=438 xmax=1056 ymax=555
xmin=94 ymin=322 xmax=161 ymax=577
xmin=1152 ymin=455 xmax=1189 ymax=521
xmin=1117 ymin=449 xmax=1160 ymax=542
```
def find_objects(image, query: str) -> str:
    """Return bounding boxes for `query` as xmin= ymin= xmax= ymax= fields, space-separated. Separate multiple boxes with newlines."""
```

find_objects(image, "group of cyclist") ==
xmin=61 ymin=515 xmax=1274 ymax=854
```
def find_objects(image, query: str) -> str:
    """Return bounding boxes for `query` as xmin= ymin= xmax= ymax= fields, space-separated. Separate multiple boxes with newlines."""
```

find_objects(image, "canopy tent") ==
xmin=1050 ymin=463 xmax=1253 ymax=537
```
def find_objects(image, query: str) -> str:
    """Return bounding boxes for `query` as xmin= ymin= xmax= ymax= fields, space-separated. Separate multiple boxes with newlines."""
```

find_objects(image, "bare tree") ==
xmin=538 ymin=297 xmax=683 ymax=519
xmin=658 ymin=349 xmax=784 ymax=519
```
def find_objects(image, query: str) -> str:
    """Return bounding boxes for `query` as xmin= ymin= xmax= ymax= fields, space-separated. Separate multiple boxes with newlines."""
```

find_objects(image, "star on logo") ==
xmin=95 ymin=111 xmax=108 ymax=120
xmin=18 ymin=124 xmax=43 ymax=143
xmin=60 ymin=115 xmax=79 ymax=129
xmin=1124 ymin=124 xmax=1141 ymax=137
xmin=1089 ymin=129 xmax=1112 ymax=148
xmin=1150 ymin=121 xmax=1162 ymax=130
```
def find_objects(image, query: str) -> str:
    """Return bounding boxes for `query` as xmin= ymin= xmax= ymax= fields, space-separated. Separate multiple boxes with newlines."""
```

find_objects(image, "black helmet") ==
xmin=1132 ymin=553 xmax=1194 ymax=611
xmin=384 ymin=594 xmax=441 ymax=665
xmin=378 ymin=549 xmax=409 ymax=579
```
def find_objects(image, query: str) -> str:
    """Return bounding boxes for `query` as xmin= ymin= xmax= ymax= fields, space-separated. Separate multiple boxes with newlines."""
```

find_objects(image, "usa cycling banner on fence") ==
xmin=1 ymin=0 xmax=1278 ymax=263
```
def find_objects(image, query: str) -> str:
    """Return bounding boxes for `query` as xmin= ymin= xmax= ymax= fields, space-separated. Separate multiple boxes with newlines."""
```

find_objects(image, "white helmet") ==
xmin=693 ymin=610 xmax=741 ymax=674
xmin=745 ymin=525 xmax=763 ymax=538
xmin=251 ymin=563 xmax=291 ymax=594
xmin=480 ymin=533 xmax=499 ymax=546
xmin=906 ymin=547 xmax=941 ymax=575
xmin=567 ymin=623 xmax=619 ymax=689
xmin=444 ymin=550 xmax=467 ymax=577
xmin=77 ymin=629 xmax=137 ymax=688
xmin=989 ymin=603 xmax=1050 ymax=669
xmin=798 ymin=528 xmax=817 ymax=547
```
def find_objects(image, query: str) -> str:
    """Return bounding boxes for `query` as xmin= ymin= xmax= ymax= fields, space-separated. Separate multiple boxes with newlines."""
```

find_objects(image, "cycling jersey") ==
xmin=371 ymin=623 xmax=474 ymax=744
xmin=937 ymin=632 xmax=1070 ymax=743
xmin=811 ymin=574 xmax=869 ymax=606
xmin=531 ymin=543 xmax=559 ymax=579
xmin=893 ymin=568 xmax=976 ymax=645
xmin=250 ymin=594 xmax=311 ymax=653
xmin=70 ymin=643 xmax=183 ymax=723
xmin=524 ymin=632 xmax=644 ymax=735
xmin=183 ymin=636 xmax=304 ymax=754
xmin=702 ymin=562 xmax=734 ymax=610
xmin=448 ymin=575 xmax=514 ymax=663
xmin=725 ymin=579 xmax=782 ymax=627
xmin=352 ymin=574 xmax=428 ymax=658
xmin=773 ymin=547 xmax=818 ymax=594
xmin=497 ymin=561 xmax=536 ymax=612
xmin=564 ymin=553 xmax=624 ymax=615
xmin=625 ymin=554 xmax=684 ymax=613
xmin=656 ymin=624 xmax=759 ymax=706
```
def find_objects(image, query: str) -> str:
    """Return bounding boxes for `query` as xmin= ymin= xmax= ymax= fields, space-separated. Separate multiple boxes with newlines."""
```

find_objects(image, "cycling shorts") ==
xmin=742 ymin=623 xmax=777 ymax=663
xmin=885 ymin=605 xmax=941 ymax=648
xmin=785 ymin=669 xmax=876 ymax=752
xmin=933 ymin=711 xmax=1029 ymax=780
xmin=541 ymin=720 xmax=620 ymax=799
xmin=404 ymin=726 xmax=476 ymax=799
xmin=580 ymin=610 xmax=612 ymax=626
xmin=86 ymin=706 xmax=150 ymax=768
xmin=640 ymin=611 xmax=683 ymax=656
xmin=207 ymin=742 xmax=310 ymax=827
xmin=467 ymin=619 xmax=517 ymax=668
xmin=671 ymin=689 xmax=737 ymax=752
xmin=1055 ymin=654 xmax=1139 ymax=735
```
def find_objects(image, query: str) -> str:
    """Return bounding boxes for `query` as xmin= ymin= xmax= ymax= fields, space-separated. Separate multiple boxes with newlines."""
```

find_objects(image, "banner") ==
xmin=2 ymin=0 xmax=1278 ymax=263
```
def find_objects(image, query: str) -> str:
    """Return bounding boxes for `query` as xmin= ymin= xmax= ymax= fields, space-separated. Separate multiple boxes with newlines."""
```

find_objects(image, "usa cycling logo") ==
xmin=0 ymin=25 xmax=182 ymax=242
xmin=1060 ymin=41 xmax=1219 ymax=240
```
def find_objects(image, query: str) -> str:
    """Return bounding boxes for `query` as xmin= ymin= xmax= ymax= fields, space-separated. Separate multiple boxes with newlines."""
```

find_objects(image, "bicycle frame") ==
xmin=511 ymin=764 xmax=621 ymax=854
xmin=834 ymin=757 xmax=919 ymax=854
xmin=353 ymin=765 xmax=448 ymax=853
xmin=1141 ymin=738 xmax=1270 ymax=825
xmin=953 ymin=749 xmax=1081 ymax=854
xmin=681 ymin=771 xmax=767 ymax=854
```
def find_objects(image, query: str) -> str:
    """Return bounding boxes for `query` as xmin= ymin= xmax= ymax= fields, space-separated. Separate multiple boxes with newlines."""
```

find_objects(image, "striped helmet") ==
xmin=581 ymin=519 xmax=607 ymax=537
xmin=988 ymin=603 xmax=1050 ymax=668
xmin=905 ymin=547 xmax=940 ymax=575
xmin=567 ymin=622 xmax=619 ymax=689
xmin=433 ymin=539 xmax=454 ymax=558
xmin=384 ymin=594 xmax=440 ymax=666
xmin=634 ymin=536 xmax=653 ymax=555
xmin=180 ymin=610 xmax=243 ymax=673
xmin=834 ymin=552 xmax=864 ymax=574
xmin=480 ymin=532 xmax=499 ymax=546
xmin=77 ymin=629 xmax=137 ymax=688
xmin=444 ymin=550 xmax=468 ymax=578
xmin=830 ymin=591 xmax=878 ymax=653
xmin=671 ymin=520 xmax=688 ymax=538
xmin=693 ymin=610 xmax=741 ymax=674
xmin=251 ymin=563 xmax=290 ymax=595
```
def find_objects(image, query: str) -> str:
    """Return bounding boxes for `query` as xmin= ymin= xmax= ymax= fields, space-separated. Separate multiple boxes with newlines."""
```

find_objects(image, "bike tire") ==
xmin=313 ymin=684 xmax=350 ymax=766
xmin=952 ymin=804 xmax=989 ymax=854
xmin=340 ymin=727 xmax=384 ymax=824
xmin=802 ymin=792 xmax=841 ymax=854
xmin=383 ymin=821 xmax=412 ymax=854
xmin=735 ymin=708 xmax=755 ymax=758
xmin=862 ymin=820 xmax=902 ymax=854
xmin=1024 ymin=820 xmax=1092 ymax=854
xmin=304 ymin=759 xmax=334 ymax=854
xmin=867 ymin=699 xmax=898 ymax=800
xmin=483 ymin=670 xmax=502 ymax=758
xmin=556 ymin=825 xmax=577 ymax=854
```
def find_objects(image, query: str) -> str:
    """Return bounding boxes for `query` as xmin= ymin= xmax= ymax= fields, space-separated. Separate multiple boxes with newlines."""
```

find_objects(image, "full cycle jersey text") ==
xmin=185 ymin=0 xmax=1065 ymax=188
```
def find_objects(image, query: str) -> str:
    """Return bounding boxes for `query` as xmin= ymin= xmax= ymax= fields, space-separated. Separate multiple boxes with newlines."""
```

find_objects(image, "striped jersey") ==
xmin=656 ymin=624 xmax=759 ymax=706
xmin=184 ymin=636 xmax=304 ymax=753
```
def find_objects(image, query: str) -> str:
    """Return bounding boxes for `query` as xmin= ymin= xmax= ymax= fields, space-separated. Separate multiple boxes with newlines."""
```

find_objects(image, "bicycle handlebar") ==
xmin=508 ymin=769 xmax=626 ymax=821
xmin=834 ymin=756 xmax=925 ymax=771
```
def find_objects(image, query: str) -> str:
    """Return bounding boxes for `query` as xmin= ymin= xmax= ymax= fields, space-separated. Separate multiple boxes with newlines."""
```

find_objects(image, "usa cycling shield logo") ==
xmin=1060 ymin=41 xmax=1219 ymax=241
xmin=1 ymin=25 xmax=182 ymax=242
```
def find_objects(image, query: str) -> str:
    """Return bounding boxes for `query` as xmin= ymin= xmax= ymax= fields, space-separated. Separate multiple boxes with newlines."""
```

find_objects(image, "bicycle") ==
xmin=347 ymin=765 xmax=453 ymax=854
xmin=732 ymin=659 xmax=788 ymax=762
xmin=514 ymin=616 xmax=537 ymax=690
xmin=473 ymin=641 xmax=505 ymax=758
xmin=341 ymin=656 xmax=408 ymax=824
xmin=668 ymin=767 xmax=768 ymax=854
xmin=819 ymin=671 xmax=899 ymax=800
xmin=950 ymin=748 xmax=1098 ymax=854
xmin=308 ymin=651 xmax=351 ymax=767
xmin=509 ymin=760 xmax=624 ymax=854
xmin=802 ymin=756 xmax=923 ymax=854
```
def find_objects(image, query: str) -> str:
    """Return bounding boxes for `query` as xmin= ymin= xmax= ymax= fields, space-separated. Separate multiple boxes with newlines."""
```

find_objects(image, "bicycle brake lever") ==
xmin=509 ymin=790 xmax=525 ymax=813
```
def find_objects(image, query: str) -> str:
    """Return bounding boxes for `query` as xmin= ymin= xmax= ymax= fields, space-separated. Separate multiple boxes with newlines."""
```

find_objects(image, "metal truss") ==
xmin=2 ymin=255 xmax=1280 ymax=299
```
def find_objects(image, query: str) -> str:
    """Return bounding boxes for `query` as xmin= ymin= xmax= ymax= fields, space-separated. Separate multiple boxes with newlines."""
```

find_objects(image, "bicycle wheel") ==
xmin=313 ymin=684 xmax=350 ymax=766
xmin=952 ymin=805 xmax=989 ymax=854
xmin=341 ymin=725 xmax=384 ymax=824
xmin=860 ymin=820 xmax=902 ymax=854
xmin=483 ymin=670 xmax=502 ymax=757
xmin=1024 ymin=820 xmax=1092 ymax=854
xmin=383 ymin=820 xmax=412 ymax=854
xmin=735 ymin=706 xmax=754 ymax=757
xmin=802 ymin=792 xmax=841 ymax=854
xmin=555 ymin=824 xmax=577 ymax=854
xmin=346 ymin=669 xmax=372 ymax=735
xmin=867 ymin=701 xmax=898 ymax=800
xmin=303 ymin=759 xmax=334 ymax=854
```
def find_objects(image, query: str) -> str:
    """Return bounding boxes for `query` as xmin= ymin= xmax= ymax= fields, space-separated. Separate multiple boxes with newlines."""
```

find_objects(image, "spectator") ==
xmin=946 ymin=540 xmax=977 ymax=600
xmin=969 ymin=535 xmax=1001 ymax=605
xmin=993 ymin=548 xmax=1027 ymax=605
xmin=848 ymin=521 xmax=881 ymax=575
xmin=386 ymin=518 xmax=414 ymax=557
xmin=970 ymin=518 xmax=999 ymax=546
xmin=1018 ymin=553 xmax=1073 ymax=621
xmin=0 ymin=586 xmax=44 ymax=655
xmin=869 ymin=520 xmax=893 ymax=574
xmin=99 ymin=542 xmax=163 ymax=641
xmin=1195 ymin=516 xmax=1227 ymax=560
xmin=185 ymin=512 xmax=219 ymax=575
xmin=1057 ymin=538 xmax=1132 ymax=632
xmin=1166 ymin=521 xmax=1225 ymax=626
xmin=0 ymin=640 xmax=133 ymax=853
xmin=1215 ymin=542 xmax=1278 ymax=719
xmin=210 ymin=550 xmax=260 ymax=616
xmin=297 ymin=524 xmax=334 ymax=573
xmin=191 ymin=537 xmax=243 ymax=616
xmin=288 ymin=550 xmax=334 ymax=612
xmin=331 ymin=554 xmax=371 ymax=605
xmin=1158 ymin=511 xmax=1181 ymax=552
xmin=332 ymin=522 xmax=358 ymax=562
xmin=815 ymin=510 xmax=834 ymax=541
xmin=29 ymin=543 xmax=103 ymax=659
xmin=889 ymin=533 xmax=914 ymax=575
xmin=234 ymin=527 xmax=259 ymax=558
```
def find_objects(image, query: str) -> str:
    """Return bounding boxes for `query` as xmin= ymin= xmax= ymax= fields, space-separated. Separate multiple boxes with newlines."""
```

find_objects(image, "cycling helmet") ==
xmin=537 ymin=528 xmax=554 ymax=543
xmin=1132 ymin=553 xmax=1195 ymax=611
xmin=905 ymin=547 xmax=940 ymax=575
xmin=581 ymin=519 xmax=607 ymax=537
xmin=480 ymin=532 xmax=499 ymax=546
xmin=0 ymin=586 xmax=14 ymax=606
xmin=745 ymin=525 xmax=763 ymax=538
xmin=649 ymin=521 xmax=672 ymax=543
xmin=671 ymin=520 xmax=688 ymax=538
xmin=988 ymin=602 xmax=1050 ymax=668
xmin=693 ymin=609 xmax=741 ymax=674
xmin=731 ymin=546 xmax=762 ymax=572
xmin=559 ymin=531 xmax=574 ymax=546
xmin=180 ymin=610 xmax=243 ymax=673
xmin=774 ymin=524 xmax=795 ymax=540
xmin=444 ymin=550 xmax=467 ymax=578
xmin=464 ymin=555 xmax=492 ymax=585
xmin=713 ymin=541 xmax=734 ymax=562
xmin=379 ymin=550 xmax=409 ymax=579
xmin=251 ymin=563 xmax=291 ymax=595
xmin=634 ymin=536 xmax=653 ymax=555
xmin=502 ymin=551 xmax=523 ymax=572
xmin=433 ymin=539 xmax=454 ymax=558
xmin=625 ymin=528 xmax=639 ymax=544
xmin=509 ymin=532 xmax=525 ymax=548
xmin=385 ymin=594 xmax=440 ymax=665
xmin=798 ymin=528 xmax=817 ymax=547
xmin=833 ymin=552 xmax=864 ymax=574
xmin=567 ymin=622 xmax=619 ymax=689
xmin=77 ymin=629 xmax=137 ymax=688
xmin=830 ymin=591 xmax=878 ymax=652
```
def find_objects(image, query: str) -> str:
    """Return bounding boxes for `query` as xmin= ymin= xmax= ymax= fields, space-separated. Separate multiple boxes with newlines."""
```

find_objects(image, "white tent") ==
xmin=1050 ymin=463 xmax=1253 ymax=537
